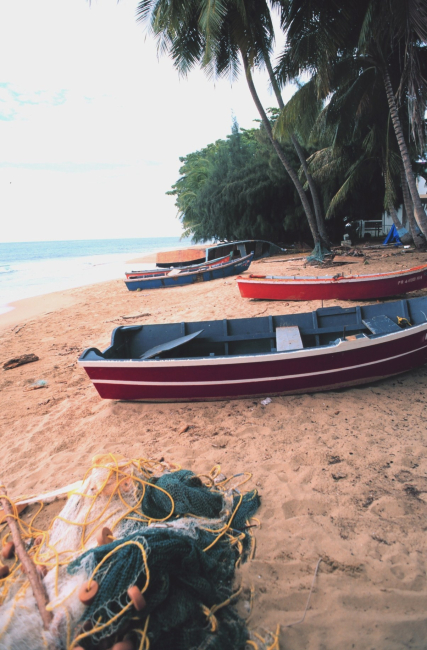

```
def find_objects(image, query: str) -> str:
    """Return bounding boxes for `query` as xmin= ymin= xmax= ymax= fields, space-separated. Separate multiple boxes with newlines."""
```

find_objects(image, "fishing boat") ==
xmin=125 ymin=254 xmax=231 ymax=280
xmin=156 ymin=240 xmax=286 ymax=268
xmin=236 ymin=264 xmax=427 ymax=301
xmin=124 ymin=253 xmax=253 ymax=291
xmin=156 ymin=247 xmax=207 ymax=267
xmin=78 ymin=296 xmax=427 ymax=402
xmin=204 ymin=240 xmax=286 ymax=263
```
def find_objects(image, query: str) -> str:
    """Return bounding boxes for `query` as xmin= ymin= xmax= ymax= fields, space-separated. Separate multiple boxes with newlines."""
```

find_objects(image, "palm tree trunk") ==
xmin=290 ymin=134 xmax=331 ymax=248
xmin=383 ymin=67 xmax=427 ymax=239
xmin=264 ymin=54 xmax=331 ymax=248
xmin=242 ymin=53 xmax=321 ymax=246
xmin=387 ymin=201 xmax=412 ymax=244
xmin=400 ymin=165 xmax=424 ymax=248
xmin=388 ymin=203 xmax=402 ymax=229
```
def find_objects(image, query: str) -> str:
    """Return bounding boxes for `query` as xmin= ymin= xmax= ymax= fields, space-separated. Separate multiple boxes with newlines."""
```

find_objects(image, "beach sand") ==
xmin=1 ymin=249 xmax=427 ymax=649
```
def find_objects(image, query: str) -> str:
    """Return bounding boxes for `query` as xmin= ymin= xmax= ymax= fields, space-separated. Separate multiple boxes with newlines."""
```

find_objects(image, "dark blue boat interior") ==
xmin=79 ymin=296 xmax=427 ymax=362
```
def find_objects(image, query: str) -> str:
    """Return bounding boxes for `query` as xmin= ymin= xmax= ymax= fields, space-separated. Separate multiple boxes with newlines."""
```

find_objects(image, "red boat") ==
xmin=78 ymin=296 xmax=427 ymax=402
xmin=236 ymin=264 xmax=427 ymax=301
xmin=126 ymin=254 xmax=231 ymax=279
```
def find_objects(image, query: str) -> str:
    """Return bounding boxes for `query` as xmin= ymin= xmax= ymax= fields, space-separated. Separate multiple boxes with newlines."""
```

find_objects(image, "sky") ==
xmin=0 ymin=0 xmax=290 ymax=243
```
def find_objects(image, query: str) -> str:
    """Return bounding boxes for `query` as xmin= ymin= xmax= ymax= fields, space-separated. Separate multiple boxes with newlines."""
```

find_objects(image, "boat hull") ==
xmin=237 ymin=265 xmax=427 ymax=301
xmin=125 ymin=253 xmax=253 ymax=291
xmin=126 ymin=254 xmax=231 ymax=279
xmin=80 ymin=325 xmax=427 ymax=402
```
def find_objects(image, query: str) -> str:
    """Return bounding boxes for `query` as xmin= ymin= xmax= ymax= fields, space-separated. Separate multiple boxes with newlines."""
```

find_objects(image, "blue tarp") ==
xmin=383 ymin=224 xmax=403 ymax=246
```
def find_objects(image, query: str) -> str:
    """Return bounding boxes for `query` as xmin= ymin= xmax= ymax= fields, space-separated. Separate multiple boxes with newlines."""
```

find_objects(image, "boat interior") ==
xmin=206 ymin=240 xmax=285 ymax=262
xmin=80 ymin=297 xmax=427 ymax=362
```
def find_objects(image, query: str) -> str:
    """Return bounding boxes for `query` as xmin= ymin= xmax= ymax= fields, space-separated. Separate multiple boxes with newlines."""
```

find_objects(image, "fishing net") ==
xmin=0 ymin=454 xmax=261 ymax=650
xmin=306 ymin=242 xmax=331 ymax=263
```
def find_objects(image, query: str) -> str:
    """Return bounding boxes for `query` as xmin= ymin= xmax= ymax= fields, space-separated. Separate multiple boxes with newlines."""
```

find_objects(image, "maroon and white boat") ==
xmin=236 ymin=264 xmax=427 ymax=301
xmin=78 ymin=296 xmax=427 ymax=402
xmin=125 ymin=254 xmax=231 ymax=279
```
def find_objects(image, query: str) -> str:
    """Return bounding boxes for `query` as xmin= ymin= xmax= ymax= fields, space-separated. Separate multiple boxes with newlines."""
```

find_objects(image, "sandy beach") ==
xmin=1 ymin=249 xmax=427 ymax=649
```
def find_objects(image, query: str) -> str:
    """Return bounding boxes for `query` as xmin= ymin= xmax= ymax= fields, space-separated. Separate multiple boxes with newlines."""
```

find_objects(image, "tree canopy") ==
xmin=168 ymin=118 xmax=356 ymax=244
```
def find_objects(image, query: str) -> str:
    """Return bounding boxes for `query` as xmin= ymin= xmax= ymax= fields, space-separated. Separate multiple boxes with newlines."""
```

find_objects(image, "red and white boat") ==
xmin=78 ymin=296 xmax=427 ymax=402
xmin=236 ymin=264 xmax=427 ymax=301
xmin=126 ymin=254 xmax=231 ymax=279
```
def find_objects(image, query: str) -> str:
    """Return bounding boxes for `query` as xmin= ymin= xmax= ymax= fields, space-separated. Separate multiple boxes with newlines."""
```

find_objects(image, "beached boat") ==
xmin=236 ymin=264 xmax=427 ymax=301
xmin=156 ymin=247 xmax=207 ymax=267
xmin=78 ymin=296 xmax=427 ymax=402
xmin=125 ymin=254 xmax=231 ymax=280
xmin=124 ymin=253 xmax=253 ymax=291
xmin=156 ymin=240 xmax=286 ymax=268
xmin=204 ymin=240 xmax=286 ymax=263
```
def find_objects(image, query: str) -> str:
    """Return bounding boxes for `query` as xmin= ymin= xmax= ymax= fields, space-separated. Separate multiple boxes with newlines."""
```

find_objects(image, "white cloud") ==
xmin=0 ymin=0 xmax=289 ymax=242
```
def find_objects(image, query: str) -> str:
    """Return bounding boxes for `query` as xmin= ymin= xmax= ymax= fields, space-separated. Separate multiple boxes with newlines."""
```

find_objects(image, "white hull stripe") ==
xmin=80 ymin=324 xmax=427 ymax=369
xmin=239 ymin=269 xmax=427 ymax=284
xmin=92 ymin=343 xmax=427 ymax=387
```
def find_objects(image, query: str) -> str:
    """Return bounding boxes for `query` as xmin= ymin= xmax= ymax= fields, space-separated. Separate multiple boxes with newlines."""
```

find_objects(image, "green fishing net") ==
xmin=68 ymin=469 xmax=261 ymax=650
xmin=306 ymin=242 xmax=331 ymax=262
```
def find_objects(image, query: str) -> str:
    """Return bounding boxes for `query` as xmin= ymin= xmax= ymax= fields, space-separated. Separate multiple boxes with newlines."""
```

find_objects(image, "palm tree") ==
xmin=274 ymin=0 xmax=427 ymax=238
xmin=264 ymin=61 xmax=331 ymax=247
xmin=137 ymin=0 xmax=329 ymax=250
xmin=275 ymin=53 xmax=420 ymax=245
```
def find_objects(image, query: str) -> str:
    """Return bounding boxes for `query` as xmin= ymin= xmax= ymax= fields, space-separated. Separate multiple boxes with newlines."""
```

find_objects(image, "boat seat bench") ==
xmin=134 ymin=319 xmax=404 ymax=359
xmin=197 ymin=323 xmax=370 ymax=344
xmin=362 ymin=315 xmax=401 ymax=335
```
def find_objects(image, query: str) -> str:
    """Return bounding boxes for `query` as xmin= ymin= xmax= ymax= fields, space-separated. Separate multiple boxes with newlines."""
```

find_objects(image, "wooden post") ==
xmin=0 ymin=485 xmax=53 ymax=630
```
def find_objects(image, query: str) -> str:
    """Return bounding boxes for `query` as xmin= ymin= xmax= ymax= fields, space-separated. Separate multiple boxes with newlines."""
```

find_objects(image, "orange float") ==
xmin=78 ymin=580 xmax=99 ymax=606
xmin=1 ymin=541 xmax=15 ymax=559
xmin=0 ymin=565 xmax=10 ymax=579
xmin=127 ymin=585 xmax=146 ymax=611
xmin=96 ymin=526 xmax=113 ymax=546
xmin=111 ymin=640 xmax=135 ymax=650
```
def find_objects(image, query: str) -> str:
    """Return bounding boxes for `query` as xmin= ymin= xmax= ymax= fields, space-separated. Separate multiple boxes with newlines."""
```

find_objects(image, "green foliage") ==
xmin=273 ymin=20 xmax=427 ymax=224
xmin=168 ymin=119 xmax=320 ymax=243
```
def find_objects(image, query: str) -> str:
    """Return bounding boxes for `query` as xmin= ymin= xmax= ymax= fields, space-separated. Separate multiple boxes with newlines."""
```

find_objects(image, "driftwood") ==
xmin=0 ymin=486 xmax=52 ymax=630
xmin=3 ymin=353 xmax=39 ymax=370
xmin=121 ymin=312 xmax=152 ymax=320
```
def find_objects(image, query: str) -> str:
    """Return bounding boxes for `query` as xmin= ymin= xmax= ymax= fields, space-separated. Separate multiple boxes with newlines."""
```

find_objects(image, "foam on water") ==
xmin=0 ymin=237 xmax=197 ymax=314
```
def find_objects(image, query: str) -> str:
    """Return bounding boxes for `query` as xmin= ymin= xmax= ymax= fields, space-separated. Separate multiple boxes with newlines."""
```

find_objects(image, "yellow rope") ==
xmin=69 ymin=601 xmax=134 ymax=649
xmin=135 ymin=615 xmax=150 ymax=650
xmin=87 ymin=539 xmax=150 ymax=593
xmin=203 ymin=492 xmax=243 ymax=552
xmin=1 ymin=455 xmax=260 ymax=649
xmin=266 ymin=624 xmax=281 ymax=650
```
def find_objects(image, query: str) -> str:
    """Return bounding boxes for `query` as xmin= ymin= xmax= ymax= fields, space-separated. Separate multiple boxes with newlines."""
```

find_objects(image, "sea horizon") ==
xmin=0 ymin=236 xmax=200 ymax=314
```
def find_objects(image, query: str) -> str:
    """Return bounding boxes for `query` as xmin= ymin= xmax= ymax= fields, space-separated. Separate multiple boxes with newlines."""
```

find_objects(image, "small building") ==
xmin=357 ymin=177 xmax=427 ymax=238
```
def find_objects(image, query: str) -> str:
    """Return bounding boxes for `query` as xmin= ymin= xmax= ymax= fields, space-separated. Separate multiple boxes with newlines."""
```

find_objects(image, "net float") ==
xmin=0 ymin=565 xmax=10 ymax=579
xmin=1 ymin=542 xmax=15 ymax=559
xmin=97 ymin=527 xmax=114 ymax=546
xmin=111 ymin=640 xmax=135 ymax=650
xmin=78 ymin=580 xmax=99 ymax=606
xmin=127 ymin=585 xmax=146 ymax=611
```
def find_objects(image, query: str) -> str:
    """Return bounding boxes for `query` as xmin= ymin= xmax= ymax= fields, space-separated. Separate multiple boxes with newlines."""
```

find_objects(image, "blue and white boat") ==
xmin=124 ymin=253 xmax=254 ymax=291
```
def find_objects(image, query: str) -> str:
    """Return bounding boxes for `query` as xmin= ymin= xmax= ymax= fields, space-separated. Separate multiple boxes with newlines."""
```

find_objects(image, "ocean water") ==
xmin=0 ymin=237 xmax=196 ymax=315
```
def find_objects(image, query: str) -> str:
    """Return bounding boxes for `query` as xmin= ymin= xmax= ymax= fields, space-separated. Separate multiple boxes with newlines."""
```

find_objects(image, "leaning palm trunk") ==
xmin=387 ymin=202 xmax=412 ymax=244
xmin=242 ymin=54 xmax=321 ymax=246
xmin=383 ymin=68 xmax=427 ymax=239
xmin=290 ymin=134 xmax=332 ymax=248
xmin=264 ymin=54 xmax=331 ymax=248
xmin=400 ymin=165 xmax=424 ymax=248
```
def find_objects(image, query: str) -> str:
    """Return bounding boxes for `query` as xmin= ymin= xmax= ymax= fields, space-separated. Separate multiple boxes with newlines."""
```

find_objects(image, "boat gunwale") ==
xmin=125 ymin=252 xmax=254 ymax=284
xmin=126 ymin=254 xmax=231 ymax=278
xmin=77 ymin=321 xmax=427 ymax=368
xmin=89 ymin=342 xmax=427 ymax=386
xmin=237 ymin=264 xmax=427 ymax=285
